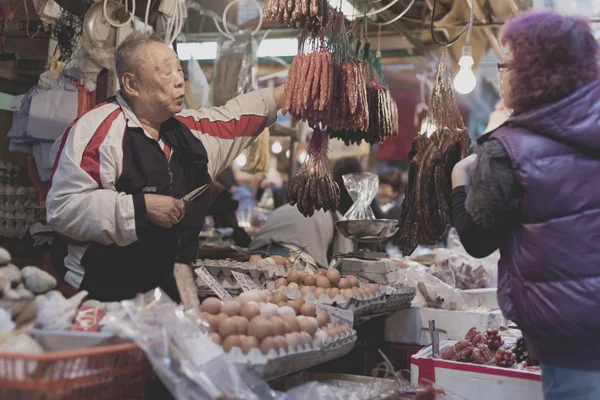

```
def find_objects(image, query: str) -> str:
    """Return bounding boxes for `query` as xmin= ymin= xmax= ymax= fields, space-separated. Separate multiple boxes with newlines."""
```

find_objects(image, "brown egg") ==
xmin=240 ymin=335 xmax=260 ymax=354
xmin=300 ymin=303 xmax=317 ymax=317
xmin=260 ymin=337 xmax=276 ymax=355
xmin=282 ymin=315 xmax=300 ymax=333
xmin=202 ymin=314 xmax=220 ymax=332
xmin=271 ymin=292 xmax=288 ymax=304
xmin=300 ymin=286 xmax=314 ymax=297
xmin=314 ymin=269 xmax=327 ymax=277
xmin=287 ymin=282 xmax=300 ymax=292
xmin=277 ymin=301 xmax=288 ymax=307
xmin=268 ymin=316 xmax=287 ymax=336
xmin=303 ymin=274 xmax=317 ymax=286
xmin=316 ymin=276 xmax=331 ymax=289
xmin=232 ymin=297 xmax=245 ymax=305
xmin=298 ymin=318 xmax=317 ymax=337
xmin=273 ymin=335 xmax=288 ymax=351
xmin=248 ymin=316 xmax=274 ymax=340
xmin=370 ymin=283 xmax=380 ymax=292
xmin=343 ymin=289 xmax=353 ymax=301
xmin=313 ymin=287 xmax=326 ymax=299
xmin=295 ymin=331 xmax=306 ymax=347
xmin=358 ymin=288 xmax=368 ymax=297
xmin=285 ymin=333 xmax=299 ymax=351
xmin=326 ymin=269 xmax=341 ymax=286
xmin=353 ymin=287 xmax=362 ymax=298
xmin=328 ymin=288 xmax=341 ymax=299
xmin=294 ymin=298 xmax=306 ymax=307
xmin=200 ymin=298 xmax=222 ymax=315
xmin=316 ymin=311 xmax=330 ymax=327
xmin=347 ymin=275 xmax=359 ymax=287
xmin=275 ymin=278 xmax=288 ymax=289
xmin=218 ymin=318 xmax=239 ymax=338
xmin=287 ymin=300 xmax=302 ymax=316
xmin=232 ymin=316 xmax=249 ymax=335
xmin=210 ymin=332 xmax=222 ymax=345
xmin=287 ymin=271 xmax=302 ymax=284
xmin=221 ymin=301 xmax=241 ymax=317
xmin=337 ymin=278 xmax=351 ymax=290
xmin=222 ymin=335 xmax=241 ymax=352
xmin=249 ymin=255 xmax=262 ymax=265
xmin=300 ymin=332 xmax=313 ymax=347
xmin=240 ymin=304 xmax=261 ymax=320
xmin=271 ymin=255 xmax=288 ymax=265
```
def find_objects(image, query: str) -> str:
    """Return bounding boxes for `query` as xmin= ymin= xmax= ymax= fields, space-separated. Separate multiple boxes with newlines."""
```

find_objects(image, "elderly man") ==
xmin=47 ymin=32 xmax=284 ymax=301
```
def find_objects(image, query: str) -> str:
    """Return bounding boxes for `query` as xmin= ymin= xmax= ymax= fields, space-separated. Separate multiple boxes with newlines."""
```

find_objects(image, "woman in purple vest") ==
xmin=451 ymin=11 xmax=600 ymax=400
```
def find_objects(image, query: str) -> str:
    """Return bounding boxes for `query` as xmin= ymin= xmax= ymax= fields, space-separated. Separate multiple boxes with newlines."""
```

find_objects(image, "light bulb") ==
xmin=271 ymin=140 xmax=282 ymax=154
xmin=285 ymin=150 xmax=290 ymax=158
xmin=454 ymin=45 xmax=476 ymax=95
xmin=235 ymin=153 xmax=247 ymax=167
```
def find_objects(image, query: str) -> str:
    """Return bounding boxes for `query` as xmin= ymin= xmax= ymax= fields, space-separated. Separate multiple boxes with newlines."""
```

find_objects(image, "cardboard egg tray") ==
xmin=227 ymin=330 xmax=357 ymax=381
xmin=266 ymin=283 xmax=416 ymax=318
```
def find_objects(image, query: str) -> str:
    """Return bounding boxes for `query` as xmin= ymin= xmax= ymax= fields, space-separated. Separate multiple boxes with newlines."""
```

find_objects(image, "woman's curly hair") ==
xmin=500 ymin=12 xmax=600 ymax=113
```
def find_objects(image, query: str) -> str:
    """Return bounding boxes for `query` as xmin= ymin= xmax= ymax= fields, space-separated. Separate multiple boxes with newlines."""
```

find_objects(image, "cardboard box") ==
xmin=411 ymin=344 xmax=543 ymax=400
xmin=384 ymin=307 xmax=507 ymax=345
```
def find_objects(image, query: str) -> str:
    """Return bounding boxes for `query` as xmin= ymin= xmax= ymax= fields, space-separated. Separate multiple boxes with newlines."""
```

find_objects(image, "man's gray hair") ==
xmin=115 ymin=31 xmax=162 ymax=86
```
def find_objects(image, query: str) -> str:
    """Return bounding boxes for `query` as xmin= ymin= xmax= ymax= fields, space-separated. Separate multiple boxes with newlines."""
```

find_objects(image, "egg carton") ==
xmin=229 ymin=331 xmax=357 ymax=381
xmin=194 ymin=259 xmax=287 ymax=280
xmin=268 ymin=283 xmax=388 ymax=314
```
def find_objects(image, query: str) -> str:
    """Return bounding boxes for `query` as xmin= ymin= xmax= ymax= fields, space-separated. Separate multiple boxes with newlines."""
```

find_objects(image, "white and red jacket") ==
xmin=47 ymin=88 xmax=278 ymax=300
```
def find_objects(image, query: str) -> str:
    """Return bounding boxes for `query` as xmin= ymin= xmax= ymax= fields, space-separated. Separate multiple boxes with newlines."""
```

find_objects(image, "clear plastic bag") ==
xmin=103 ymin=288 xmax=274 ymax=400
xmin=186 ymin=57 xmax=210 ymax=109
xmin=432 ymin=248 xmax=497 ymax=289
xmin=396 ymin=264 xmax=467 ymax=310
xmin=343 ymin=172 xmax=378 ymax=220
xmin=210 ymin=31 xmax=258 ymax=107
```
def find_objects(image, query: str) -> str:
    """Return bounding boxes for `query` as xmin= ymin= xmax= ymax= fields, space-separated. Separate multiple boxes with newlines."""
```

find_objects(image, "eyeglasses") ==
xmin=497 ymin=63 xmax=510 ymax=72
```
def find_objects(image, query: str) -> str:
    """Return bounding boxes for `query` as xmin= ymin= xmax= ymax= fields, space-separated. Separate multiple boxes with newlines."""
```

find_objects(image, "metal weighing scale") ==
xmin=333 ymin=219 xmax=399 ymax=284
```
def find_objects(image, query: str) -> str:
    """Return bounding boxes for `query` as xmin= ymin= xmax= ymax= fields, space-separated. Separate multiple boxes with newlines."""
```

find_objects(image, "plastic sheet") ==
xmin=186 ymin=57 xmax=210 ymax=109
xmin=432 ymin=249 xmax=497 ymax=289
xmin=343 ymin=172 xmax=378 ymax=220
xmin=104 ymin=288 xmax=275 ymax=400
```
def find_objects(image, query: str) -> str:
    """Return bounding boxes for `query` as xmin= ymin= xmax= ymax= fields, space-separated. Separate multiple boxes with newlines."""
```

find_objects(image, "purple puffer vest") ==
xmin=484 ymin=79 xmax=600 ymax=369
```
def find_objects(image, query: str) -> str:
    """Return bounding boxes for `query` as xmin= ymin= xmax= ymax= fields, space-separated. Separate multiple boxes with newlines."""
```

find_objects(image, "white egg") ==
xmin=260 ymin=303 xmax=279 ymax=317
xmin=246 ymin=301 xmax=259 ymax=308
xmin=253 ymin=290 xmax=267 ymax=302
xmin=277 ymin=306 xmax=296 ymax=318
xmin=315 ymin=330 xmax=329 ymax=346
xmin=239 ymin=292 xmax=258 ymax=303
xmin=287 ymin=282 xmax=299 ymax=292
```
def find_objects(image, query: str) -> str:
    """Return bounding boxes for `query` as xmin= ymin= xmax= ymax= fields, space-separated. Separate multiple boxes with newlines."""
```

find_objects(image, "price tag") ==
xmin=316 ymin=304 xmax=354 ymax=328
xmin=194 ymin=266 xmax=232 ymax=301
xmin=231 ymin=271 xmax=260 ymax=292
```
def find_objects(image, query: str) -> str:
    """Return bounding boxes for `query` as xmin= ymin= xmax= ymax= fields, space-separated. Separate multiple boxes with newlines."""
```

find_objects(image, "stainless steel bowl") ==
xmin=335 ymin=219 xmax=399 ymax=242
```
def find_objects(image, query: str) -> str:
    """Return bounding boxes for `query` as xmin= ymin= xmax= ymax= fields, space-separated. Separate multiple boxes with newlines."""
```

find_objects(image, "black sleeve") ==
xmin=452 ymin=186 xmax=505 ymax=258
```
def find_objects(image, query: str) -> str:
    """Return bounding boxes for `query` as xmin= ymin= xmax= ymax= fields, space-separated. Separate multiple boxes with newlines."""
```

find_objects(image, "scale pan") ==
xmin=335 ymin=219 xmax=399 ymax=242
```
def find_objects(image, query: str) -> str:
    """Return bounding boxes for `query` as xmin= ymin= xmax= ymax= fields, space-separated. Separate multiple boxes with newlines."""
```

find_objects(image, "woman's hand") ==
xmin=452 ymin=154 xmax=478 ymax=188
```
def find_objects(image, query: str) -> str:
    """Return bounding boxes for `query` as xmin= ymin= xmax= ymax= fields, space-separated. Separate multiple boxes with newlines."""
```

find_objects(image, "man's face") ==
xmin=131 ymin=41 xmax=185 ymax=122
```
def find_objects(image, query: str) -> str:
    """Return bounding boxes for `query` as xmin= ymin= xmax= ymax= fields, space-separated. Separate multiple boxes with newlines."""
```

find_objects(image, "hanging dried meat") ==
xmin=263 ymin=0 xmax=329 ymax=30
xmin=396 ymin=48 xmax=470 ymax=255
xmin=0 ymin=2 xmax=17 ymax=45
xmin=328 ymin=37 xmax=398 ymax=145
xmin=287 ymin=128 xmax=340 ymax=217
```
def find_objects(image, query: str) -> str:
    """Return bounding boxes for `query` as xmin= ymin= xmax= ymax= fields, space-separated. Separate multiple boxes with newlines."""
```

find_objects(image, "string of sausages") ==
xmin=395 ymin=48 xmax=471 ymax=255
xmin=263 ymin=0 xmax=329 ymax=30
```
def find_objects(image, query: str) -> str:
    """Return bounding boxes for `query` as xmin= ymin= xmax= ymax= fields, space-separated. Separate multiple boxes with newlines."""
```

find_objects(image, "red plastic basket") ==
xmin=0 ymin=342 xmax=153 ymax=400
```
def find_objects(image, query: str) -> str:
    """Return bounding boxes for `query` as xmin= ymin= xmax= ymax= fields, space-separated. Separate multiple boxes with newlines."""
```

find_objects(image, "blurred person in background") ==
xmin=216 ymin=167 xmax=255 ymax=216
xmin=451 ymin=12 xmax=600 ymax=399
xmin=377 ymin=171 xmax=405 ymax=220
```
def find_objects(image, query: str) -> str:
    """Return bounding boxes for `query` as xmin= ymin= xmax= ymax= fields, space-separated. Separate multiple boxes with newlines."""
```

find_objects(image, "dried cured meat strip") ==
xmin=302 ymin=52 xmax=317 ymax=111
xmin=310 ymin=52 xmax=323 ymax=109
xmin=283 ymin=55 xmax=300 ymax=115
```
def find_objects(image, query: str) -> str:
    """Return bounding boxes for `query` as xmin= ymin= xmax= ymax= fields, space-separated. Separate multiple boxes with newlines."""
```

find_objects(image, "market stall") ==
xmin=2 ymin=0 xmax=593 ymax=398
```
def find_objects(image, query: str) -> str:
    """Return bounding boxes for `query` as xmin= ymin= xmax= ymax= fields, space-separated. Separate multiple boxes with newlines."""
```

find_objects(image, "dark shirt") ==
xmin=451 ymin=139 xmax=523 ymax=258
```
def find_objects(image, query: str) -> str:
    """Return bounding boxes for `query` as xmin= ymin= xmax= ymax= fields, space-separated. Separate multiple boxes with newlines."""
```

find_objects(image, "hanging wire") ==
xmin=429 ymin=0 xmax=474 ymax=47
xmin=366 ymin=0 xmax=416 ymax=27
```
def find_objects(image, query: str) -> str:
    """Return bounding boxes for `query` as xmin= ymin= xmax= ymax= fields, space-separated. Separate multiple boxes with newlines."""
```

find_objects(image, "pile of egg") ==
xmin=274 ymin=270 xmax=381 ymax=301
xmin=199 ymin=290 xmax=349 ymax=356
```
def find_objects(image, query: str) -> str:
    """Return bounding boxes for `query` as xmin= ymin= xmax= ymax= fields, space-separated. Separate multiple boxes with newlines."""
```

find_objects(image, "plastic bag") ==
xmin=343 ymin=172 xmax=378 ymax=220
xmin=210 ymin=31 xmax=257 ymax=107
xmin=395 ymin=264 xmax=467 ymax=310
xmin=432 ymin=248 xmax=497 ymax=289
xmin=104 ymin=288 xmax=274 ymax=400
xmin=186 ymin=57 xmax=210 ymax=109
